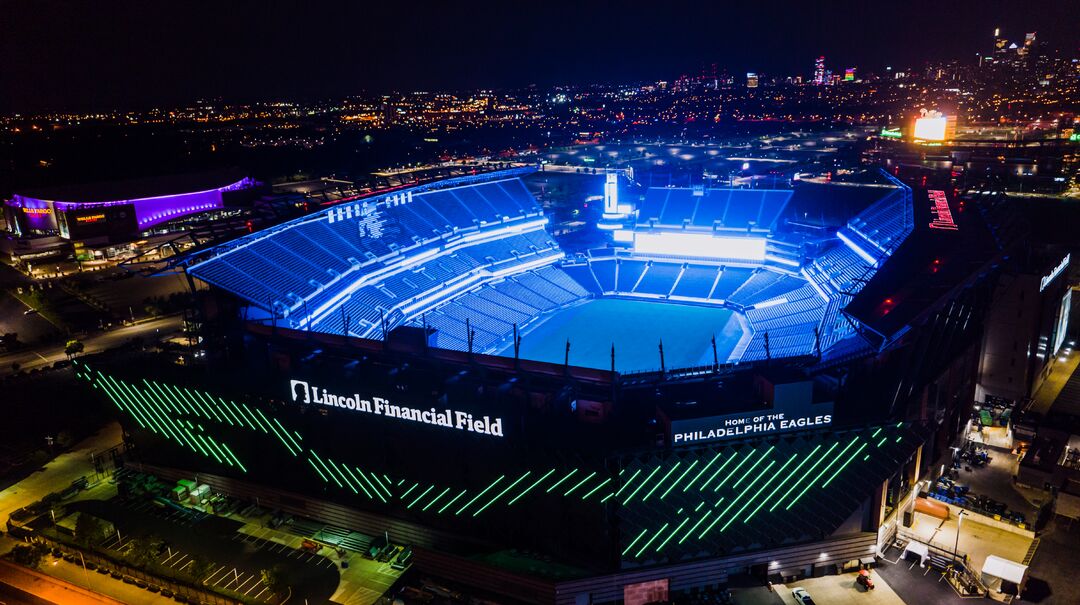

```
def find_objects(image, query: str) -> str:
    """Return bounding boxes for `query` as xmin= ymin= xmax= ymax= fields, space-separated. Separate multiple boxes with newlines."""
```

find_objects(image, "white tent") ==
xmin=901 ymin=541 xmax=929 ymax=567
xmin=980 ymin=555 xmax=1028 ymax=593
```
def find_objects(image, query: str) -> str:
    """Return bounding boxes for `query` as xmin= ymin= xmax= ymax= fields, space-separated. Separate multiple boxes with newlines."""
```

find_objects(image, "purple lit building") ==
xmin=5 ymin=169 xmax=257 ymax=243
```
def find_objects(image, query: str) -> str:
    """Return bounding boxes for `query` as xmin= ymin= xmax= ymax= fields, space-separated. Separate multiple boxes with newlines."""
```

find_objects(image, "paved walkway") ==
xmin=0 ymin=559 xmax=127 ymax=605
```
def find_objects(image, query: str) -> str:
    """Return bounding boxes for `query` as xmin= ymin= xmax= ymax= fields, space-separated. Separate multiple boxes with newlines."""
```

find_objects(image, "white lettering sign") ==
xmin=1040 ymin=254 xmax=1070 ymax=293
xmin=289 ymin=379 xmax=504 ymax=438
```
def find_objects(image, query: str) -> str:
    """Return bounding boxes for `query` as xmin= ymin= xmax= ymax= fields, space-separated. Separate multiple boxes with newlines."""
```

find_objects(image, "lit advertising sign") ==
xmin=21 ymin=207 xmax=52 ymax=215
xmin=634 ymin=232 xmax=766 ymax=261
xmin=671 ymin=400 xmax=834 ymax=445
xmin=913 ymin=116 xmax=948 ymax=141
xmin=289 ymin=379 xmax=505 ymax=438
xmin=927 ymin=190 xmax=958 ymax=231
xmin=75 ymin=213 xmax=107 ymax=223
xmin=880 ymin=127 xmax=903 ymax=139
xmin=1039 ymin=253 xmax=1070 ymax=293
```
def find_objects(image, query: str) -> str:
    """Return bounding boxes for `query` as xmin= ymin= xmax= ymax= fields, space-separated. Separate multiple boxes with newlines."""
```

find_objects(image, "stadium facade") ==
xmin=82 ymin=167 xmax=1011 ymax=604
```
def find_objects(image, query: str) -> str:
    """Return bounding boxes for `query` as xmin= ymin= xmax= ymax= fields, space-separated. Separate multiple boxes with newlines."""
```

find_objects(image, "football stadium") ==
xmin=181 ymin=167 xmax=912 ymax=371
xmin=76 ymin=166 xmax=1007 ymax=604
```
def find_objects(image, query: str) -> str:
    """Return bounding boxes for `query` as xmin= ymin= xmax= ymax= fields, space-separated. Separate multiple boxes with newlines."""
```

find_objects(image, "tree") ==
xmin=259 ymin=564 xmax=288 ymax=597
xmin=10 ymin=543 xmax=48 ymax=568
xmin=123 ymin=535 xmax=159 ymax=567
xmin=64 ymin=339 xmax=84 ymax=359
xmin=188 ymin=555 xmax=215 ymax=585
xmin=74 ymin=513 xmax=105 ymax=548
xmin=1 ymin=332 xmax=18 ymax=352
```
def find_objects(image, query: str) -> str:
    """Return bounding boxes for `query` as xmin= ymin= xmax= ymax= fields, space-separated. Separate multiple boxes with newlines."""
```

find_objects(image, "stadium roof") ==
xmin=845 ymin=188 xmax=1001 ymax=339
xmin=13 ymin=168 xmax=249 ymax=203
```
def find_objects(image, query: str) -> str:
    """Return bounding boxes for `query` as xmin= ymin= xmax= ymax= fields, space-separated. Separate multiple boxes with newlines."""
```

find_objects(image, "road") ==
xmin=0 ymin=315 xmax=183 ymax=377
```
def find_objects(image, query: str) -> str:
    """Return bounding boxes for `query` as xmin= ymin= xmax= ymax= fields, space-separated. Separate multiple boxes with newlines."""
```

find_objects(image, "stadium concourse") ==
xmin=186 ymin=168 xmax=913 ymax=372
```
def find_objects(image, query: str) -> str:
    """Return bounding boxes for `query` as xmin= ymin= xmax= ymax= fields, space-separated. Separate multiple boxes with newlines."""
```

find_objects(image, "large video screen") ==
xmin=634 ymin=231 xmax=766 ymax=261
xmin=913 ymin=116 xmax=948 ymax=141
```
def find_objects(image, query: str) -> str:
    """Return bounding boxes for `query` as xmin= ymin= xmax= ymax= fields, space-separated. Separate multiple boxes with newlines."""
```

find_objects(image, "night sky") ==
xmin=2 ymin=0 xmax=1077 ymax=112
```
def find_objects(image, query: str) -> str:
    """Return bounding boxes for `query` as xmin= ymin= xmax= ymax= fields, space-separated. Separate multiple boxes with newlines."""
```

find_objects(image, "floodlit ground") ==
xmin=502 ymin=298 xmax=743 ymax=372
xmin=906 ymin=511 xmax=1033 ymax=576
xmin=776 ymin=572 xmax=905 ymax=605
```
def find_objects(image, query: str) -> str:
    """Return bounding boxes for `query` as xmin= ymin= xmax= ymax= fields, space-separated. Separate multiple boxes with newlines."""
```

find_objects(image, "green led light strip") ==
xmin=715 ymin=449 xmax=756 ymax=491
xmin=654 ymin=517 xmax=690 ymax=554
xmin=683 ymin=451 xmax=723 ymax=492
xmin=622 ymin=465 xmax=661 ymax=504
xmin=614 ymin=468 xmax=642 ymax=498
xmin=785 ymin=437 xmax=860 ymax=510
xmin=437 ymin=489 xmax=468 ymax=514
xmin=327 ymin=458 xmax=359 ymax=495
xmin=661 ymin=459 xmax=698 ymax=499
xmin=581 ymin=477 xmax=612 ymax=500
xmin=473 ymin=471 xmax=531 ymax=516
xmin=507 ymin=468 xmax=556 ymax=505
xmin=563 ymin=471 xmax=597 ymax=497
xmin=634 ymin=521 xmax=669 ymax=558
xmin=307 ymin=458 xmax=329 ymax=483
xmin=702 ymin=459 xmax=776 ymax=539
xmin=743 ymin=448 xmax=814 ymax=524
xmin=678 ymin=507 xmax=712 ymax=546
xmin=545 ymin=469 xmax=579 ymax=494
xmin=456 ymin=476 xmax=506 ymax=516
xmin=642 ymin=461 xmax=681 ymax=502
xmin=721 ymin=458 xmax=787 ymax=533
xmin=731 ymin=446 xmax=774 ymax=489
xmin=350 ymin=467 xmax=385 ymax=502
xmin=769 ymin=440 xmax=837 ymax=513
xmin=621 ymin=528 xmax=649 ymax=557
xmin=407 ymin=485 xmax=435 ymax=509
xmin=422 ymin=487 xmax=451 ymax=511
xmin=310 ymin=452 xmax=343 ymax=489
xmin=820 ymin=442 xmax=869 ymax=489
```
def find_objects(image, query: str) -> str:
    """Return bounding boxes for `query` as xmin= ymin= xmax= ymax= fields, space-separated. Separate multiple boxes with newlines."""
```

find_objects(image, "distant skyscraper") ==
xmin=813 ymin=56 xmax=826 ymax=85
xmin=844 ymin=68 xmax=856 ymax=82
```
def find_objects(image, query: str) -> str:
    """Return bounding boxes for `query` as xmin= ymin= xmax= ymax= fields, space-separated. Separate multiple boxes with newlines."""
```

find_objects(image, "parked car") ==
xmin=792 ymin=587 xmax=816 ymax=605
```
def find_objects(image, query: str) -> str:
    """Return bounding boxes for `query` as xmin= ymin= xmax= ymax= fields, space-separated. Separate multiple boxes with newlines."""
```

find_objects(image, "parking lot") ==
xmin=66 ymin=496 xmax=340 ymax=604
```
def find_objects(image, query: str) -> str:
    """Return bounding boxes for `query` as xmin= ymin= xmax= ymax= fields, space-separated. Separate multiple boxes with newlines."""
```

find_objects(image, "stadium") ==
xmin=4 ymin=169 xmax=257 ymax=242
xmin=181 ymin=167 xmax=913 ymax=371
xmin=77 ymin=165 xmax=1006 ymax=604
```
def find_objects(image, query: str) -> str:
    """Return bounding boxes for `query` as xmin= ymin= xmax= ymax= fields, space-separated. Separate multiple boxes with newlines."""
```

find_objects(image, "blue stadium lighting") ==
xmin=836 ymin=230 xmax=879 ymax=267
xmin=187 ymin=168 xmax=913 ymax=368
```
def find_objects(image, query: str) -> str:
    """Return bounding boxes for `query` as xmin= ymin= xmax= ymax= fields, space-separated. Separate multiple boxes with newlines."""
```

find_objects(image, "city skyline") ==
xmin=2 ymin=0 xmax=1078 ymax=112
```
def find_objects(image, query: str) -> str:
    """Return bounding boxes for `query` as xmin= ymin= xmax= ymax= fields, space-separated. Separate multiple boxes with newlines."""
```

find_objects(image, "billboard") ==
xmin=913 ymin=116 xmax=948 ymax=141
xmin=58 ymin=204 xmax=138 ymax=241
xmin=670 ymin=383 xmax=834 ymax=446
xmin=912 ymin=110 xmax=956 ymax=142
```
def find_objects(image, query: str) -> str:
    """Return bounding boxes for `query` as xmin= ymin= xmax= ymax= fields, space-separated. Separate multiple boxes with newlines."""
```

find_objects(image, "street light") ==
xmin=953 ymin=510 xmax=968 ymax=567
